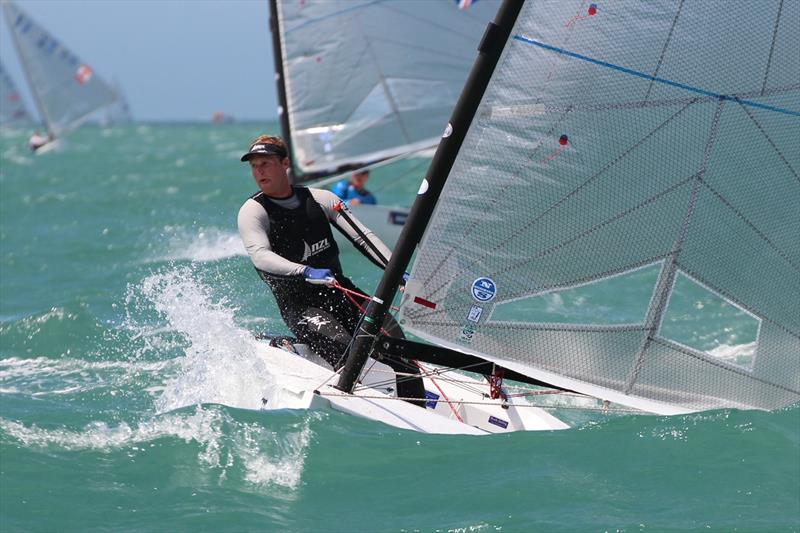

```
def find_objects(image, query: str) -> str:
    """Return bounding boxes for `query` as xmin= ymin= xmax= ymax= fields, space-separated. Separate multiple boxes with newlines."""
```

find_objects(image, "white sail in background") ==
xmin=2 ymin=0 xmax=117 ymax=138
xmin=274 ymin=0 xmax=499 ymax=176
xmin=399 ymin=0 xmax=800 ymax=414
xmin=0 ymin=59 xmax=31 ymax=125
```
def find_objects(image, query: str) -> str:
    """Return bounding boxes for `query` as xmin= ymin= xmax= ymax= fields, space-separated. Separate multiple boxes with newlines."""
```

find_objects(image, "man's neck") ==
xmin=266 ymin=186 xmax=294 ymax=200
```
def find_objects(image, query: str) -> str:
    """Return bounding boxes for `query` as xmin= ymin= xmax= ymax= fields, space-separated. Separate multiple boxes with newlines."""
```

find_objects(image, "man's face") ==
xmin=249 ymin=154 xmax=290 ymax=196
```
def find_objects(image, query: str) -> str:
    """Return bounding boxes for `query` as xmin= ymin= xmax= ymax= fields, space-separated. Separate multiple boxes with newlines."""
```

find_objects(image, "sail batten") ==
xmin=398 ymin=0 xmax=800 ymax=413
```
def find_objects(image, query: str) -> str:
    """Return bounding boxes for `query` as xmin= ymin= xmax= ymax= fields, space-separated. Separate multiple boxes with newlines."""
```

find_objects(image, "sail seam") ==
xmin=644 ymin=0 xmax=684 ymax=103
xmin=700 ymin=180 xmax=800 ymax=274
xmin=651 ymin=337 xmax=800 ymax=396
xmin=761 ymin=0 xmax=784 ymax=96
xmin=737 ymin=101 xmax=799 ymax=184
xmin=675 ymin=264 xmax=800 ymax=339
xmin=419 ymin=103 xmax=574 ymax=286
xmin=526 ymin=84 xmax=798 ymax=114
xmin=625 ymin=100 xmax=726 ymax=394
xmin=422 ymin=100 xmax=698 ymax=299
xmin=488 ymin=256 xmax=667 ymax=308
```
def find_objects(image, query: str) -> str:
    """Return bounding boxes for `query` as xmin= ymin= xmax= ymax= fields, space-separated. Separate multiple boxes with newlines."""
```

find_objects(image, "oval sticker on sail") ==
xmin=471 ymin=277 xmax=497 ymax=302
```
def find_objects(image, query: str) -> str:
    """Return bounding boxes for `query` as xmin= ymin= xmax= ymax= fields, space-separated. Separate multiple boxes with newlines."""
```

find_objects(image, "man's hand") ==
xmin=349 ymin=198 xmax=361 ymax=206
xmin=304 ymin=267 xmax=335 ymax=285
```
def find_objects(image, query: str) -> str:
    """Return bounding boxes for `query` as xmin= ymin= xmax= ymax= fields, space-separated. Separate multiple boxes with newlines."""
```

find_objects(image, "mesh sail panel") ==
xmin=4 ymin=2 xmax=117 ymax=136
xmin=400 ymin=0 xmax=800 ymax=413
xmin=0 ymin=60 xmax=31 ymax=125
xmin=276 ymin=0 xmax=499 ymax=175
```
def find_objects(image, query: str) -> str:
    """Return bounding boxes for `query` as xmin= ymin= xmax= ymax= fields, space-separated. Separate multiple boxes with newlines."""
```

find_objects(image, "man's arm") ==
xmin=237 ymin=199 xmax=306 ymax=276
xmin=309 ymin=188 xmax=392 ymax=268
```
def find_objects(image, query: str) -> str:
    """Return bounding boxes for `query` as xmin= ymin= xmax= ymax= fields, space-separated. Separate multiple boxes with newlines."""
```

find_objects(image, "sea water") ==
xmin=1 ymin=123 xmax=798 ymax=532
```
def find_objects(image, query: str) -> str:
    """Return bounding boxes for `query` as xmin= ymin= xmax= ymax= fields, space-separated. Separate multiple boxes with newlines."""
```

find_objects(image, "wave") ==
xmin=0 ymin=405 xmax=316 ymax=492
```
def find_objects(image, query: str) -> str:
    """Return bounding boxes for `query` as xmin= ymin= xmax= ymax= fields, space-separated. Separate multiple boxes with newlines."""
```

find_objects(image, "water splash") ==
xmin=129 ymin=266 xmax=275 ymax=413
xmin=151 ymin=226 xmax=246 ymax=263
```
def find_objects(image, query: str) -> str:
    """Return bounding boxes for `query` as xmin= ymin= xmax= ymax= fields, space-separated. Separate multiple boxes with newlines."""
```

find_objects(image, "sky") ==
xmin=0 ymin=0 xmax=278 ymax=122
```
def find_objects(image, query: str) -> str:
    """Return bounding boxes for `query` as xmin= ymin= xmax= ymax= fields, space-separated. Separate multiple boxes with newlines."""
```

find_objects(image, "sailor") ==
xmin=27 ymin=130 xmax=49 ymax=152
xmin=237 ymin=135 xmax=425 ymax=405
xmin=331 ymin=168 xmax=377 ymax=206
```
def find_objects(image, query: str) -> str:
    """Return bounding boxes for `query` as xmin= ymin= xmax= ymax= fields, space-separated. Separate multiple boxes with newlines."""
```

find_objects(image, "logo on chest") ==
xmin=301 ymin=238 xmax=331 ymax=261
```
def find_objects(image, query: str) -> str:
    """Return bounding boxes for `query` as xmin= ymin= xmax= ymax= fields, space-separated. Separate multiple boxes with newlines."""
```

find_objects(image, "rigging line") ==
xmin=417 ymin=360 xmax=464 ymax=422
xmin=420 ymin=99 xmax=699 ymax=301
xmin=315 ymin=391 xmax=638 ymax=413
xmin=761 ymin=0 xmax=784 ymax=96
xmin=513 ymin=35 xmax=800 ymax=118
xmin=625 ymin=100 xmax=727 ymax=394
xmin=644 ymin=0 xmax=685 ymax=103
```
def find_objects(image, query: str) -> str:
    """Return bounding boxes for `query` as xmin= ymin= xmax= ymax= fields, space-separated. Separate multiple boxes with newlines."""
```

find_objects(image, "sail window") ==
xmin=490 ymin=262 xmax=662 ymax=326
xmin=659 ymin=272 xmax=760 ymax=371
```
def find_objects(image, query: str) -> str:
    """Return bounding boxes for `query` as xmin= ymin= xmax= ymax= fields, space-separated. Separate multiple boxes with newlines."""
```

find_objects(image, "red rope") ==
xmin=331 ymin=281 xmax=463 ymax=422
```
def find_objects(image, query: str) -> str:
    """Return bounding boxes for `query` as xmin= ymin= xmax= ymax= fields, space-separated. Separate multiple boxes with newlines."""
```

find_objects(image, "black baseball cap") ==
xmin=240 ymin=142 xmax=287 ymax=162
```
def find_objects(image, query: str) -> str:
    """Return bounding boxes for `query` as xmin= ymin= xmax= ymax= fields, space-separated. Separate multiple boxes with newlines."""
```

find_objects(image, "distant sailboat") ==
xmin=0 ymin=59 xmax=31 ymax=126
xmin=2 ymin=0 xmax=119 ymax=152
xmin=251 ymin=0 xmax=798 ymax=434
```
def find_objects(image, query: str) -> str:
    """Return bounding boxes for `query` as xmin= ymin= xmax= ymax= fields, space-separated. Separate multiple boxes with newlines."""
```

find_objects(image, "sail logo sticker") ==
xmin=471 ymin=277 xmax=497 ymax=302
xmin=467 ymin=305 xmax=483 ymax=323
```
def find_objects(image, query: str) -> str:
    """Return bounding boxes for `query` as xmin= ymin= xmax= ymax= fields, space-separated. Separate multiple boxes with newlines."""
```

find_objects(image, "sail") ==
xmin=2 ymin=1 xmax=117 ymax=137
xmin=398 ymin=0 xmax=800 ymax=414
xmin=0 ymin=60 xmax=31 ymax=125
xmin=273 ymin=0 xmax=499 ymax=177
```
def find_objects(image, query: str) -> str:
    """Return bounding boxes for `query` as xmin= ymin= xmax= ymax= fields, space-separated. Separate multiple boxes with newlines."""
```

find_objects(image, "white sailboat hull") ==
xmin=255 ymin=342 xmax=569 ymax=434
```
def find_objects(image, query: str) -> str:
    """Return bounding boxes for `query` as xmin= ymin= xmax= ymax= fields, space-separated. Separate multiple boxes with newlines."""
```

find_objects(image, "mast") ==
xmin=2 ymin=0 xmax=54 ymax=137
xmin=268 ymin=0 xmax=298 ymax=181
xmin=336 ymin=0 xmax=525 ymax=394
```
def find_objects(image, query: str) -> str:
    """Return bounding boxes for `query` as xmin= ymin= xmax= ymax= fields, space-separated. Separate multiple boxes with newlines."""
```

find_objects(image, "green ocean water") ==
xmin=0 ymin=123 xmax=798 ymax=532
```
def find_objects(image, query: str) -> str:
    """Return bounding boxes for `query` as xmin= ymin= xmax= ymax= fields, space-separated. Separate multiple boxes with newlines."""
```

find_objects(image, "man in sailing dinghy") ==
xmin=28 ymin=130 xmax=50 ymax=152
xmin=237 ymin=135 xmax=425 ymax=405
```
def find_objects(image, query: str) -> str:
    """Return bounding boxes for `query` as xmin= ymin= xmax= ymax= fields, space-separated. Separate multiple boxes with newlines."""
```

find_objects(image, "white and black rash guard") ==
xmin=237 ymin=187 xmax=392 ymax=276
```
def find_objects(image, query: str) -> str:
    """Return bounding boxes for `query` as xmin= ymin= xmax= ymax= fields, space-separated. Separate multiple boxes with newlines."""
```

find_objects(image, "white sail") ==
xmin=0 ymin=59 xmax=31 ymax=125
xmin=399 ymin=0 xmax=800 ymax=414
xmin=2 ymin=0 xmax=117 ymax=137
xmin=274 ymin=0 xmax=499 ymax=176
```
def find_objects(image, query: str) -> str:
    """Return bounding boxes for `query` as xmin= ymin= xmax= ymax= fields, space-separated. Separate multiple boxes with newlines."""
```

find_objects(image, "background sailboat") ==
xmin=0 ymin=59 xmax=31 ymax=126
xmin=2 ymin=0 xmax=119 ymax=151
xmin=269 ymin=0 xmax=499 ymax=245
